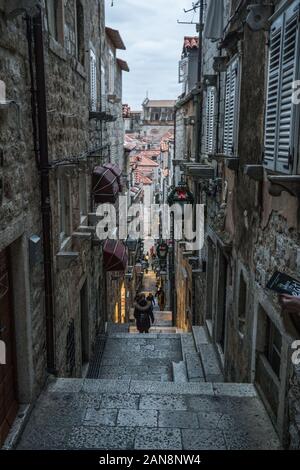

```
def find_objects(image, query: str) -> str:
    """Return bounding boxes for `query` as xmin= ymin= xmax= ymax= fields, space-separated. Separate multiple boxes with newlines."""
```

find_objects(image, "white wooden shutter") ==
xmin=101 ymin=61 xmax=106 ymax=112
xmin=264 ymin=0 xmax=299 ymax=173
xmin=223 ymin=58 xmax=239 ymax=156
xmin=277 ymin=1 xmax=299 ymax=172
xmin=205 ymin=87 xmax=215 ymax=154
xmin=90 ymin=49 xmax=97 ymax=112
xmin=264 ymin=17 xmax=283 ymax=170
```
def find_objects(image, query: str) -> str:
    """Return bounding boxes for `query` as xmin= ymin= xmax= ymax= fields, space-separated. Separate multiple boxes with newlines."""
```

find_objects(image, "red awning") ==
xmin=103 ymin=240 xmax=128 ymax=272
xmin=103 ymin=163 xmax=123 ymax=192
xmin=92 ymin=166 xmax=120 ymax=204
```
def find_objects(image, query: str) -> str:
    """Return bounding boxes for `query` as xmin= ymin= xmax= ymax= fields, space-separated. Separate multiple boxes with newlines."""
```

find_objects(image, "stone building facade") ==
xmin=174 ymin=0 xmax=300 ymax=448
xmin=142 ymin=98 xmax=175 ymax=146
xmin=0 ymin=0 xmax=128 ymax=446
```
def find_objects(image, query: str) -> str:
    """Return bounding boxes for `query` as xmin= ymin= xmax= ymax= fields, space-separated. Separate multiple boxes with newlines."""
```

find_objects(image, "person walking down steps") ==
xmin=134 ymin=294 xmax=154 ymax=334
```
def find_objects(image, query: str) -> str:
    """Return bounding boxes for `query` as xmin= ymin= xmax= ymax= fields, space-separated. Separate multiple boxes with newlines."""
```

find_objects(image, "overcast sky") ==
xmin=105 ymin=0 xmax=198 ymax=110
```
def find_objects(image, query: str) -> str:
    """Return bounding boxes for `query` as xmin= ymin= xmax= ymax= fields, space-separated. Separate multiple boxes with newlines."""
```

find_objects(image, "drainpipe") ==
xmin=32 ymin=8 xmax=56 ymax=374
xmin=173 ymin=107 xmax=177 ymax=186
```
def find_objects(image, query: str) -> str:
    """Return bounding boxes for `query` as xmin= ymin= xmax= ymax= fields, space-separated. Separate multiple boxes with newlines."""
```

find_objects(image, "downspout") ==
xmin=32 ymin=8 xmax=56 ymax=374
xmin=26 ymin=14 xmax=39 ymax=170
xmin=173 ymin=107 xmax=177 ymax=186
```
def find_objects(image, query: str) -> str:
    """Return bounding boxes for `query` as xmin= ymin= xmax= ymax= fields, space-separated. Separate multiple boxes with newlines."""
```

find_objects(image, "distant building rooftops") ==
xmin=183 ymin=36 xmax=199 ymax=50
xmin=143 ymin=99 xmax=176 ymax=108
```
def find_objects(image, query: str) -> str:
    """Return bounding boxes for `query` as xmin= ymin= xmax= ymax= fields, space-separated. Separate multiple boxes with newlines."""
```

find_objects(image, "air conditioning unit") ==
xmin=5 ymin=0 xmax=39 ymax=19
xmin=246 ymin=4 xmax=273 ymax=32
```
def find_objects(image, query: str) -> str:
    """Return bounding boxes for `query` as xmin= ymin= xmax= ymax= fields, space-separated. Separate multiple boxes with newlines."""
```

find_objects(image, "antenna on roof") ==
xmin=177 ymin=20 xmax=199 ymax=25
xmin=183 ymin=1 xmax=200 ymax=14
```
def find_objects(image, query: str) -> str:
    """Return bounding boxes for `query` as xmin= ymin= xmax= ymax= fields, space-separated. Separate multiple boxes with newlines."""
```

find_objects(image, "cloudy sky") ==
xmin=105 ymin=0 xmax=198 ymax=110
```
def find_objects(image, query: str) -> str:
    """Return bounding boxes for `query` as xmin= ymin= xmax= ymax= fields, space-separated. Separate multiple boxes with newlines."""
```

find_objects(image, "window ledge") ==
xmin=56 ymin=251 xmax=79 ymax=270
xmin=244 ymin=165 xmax=264 ymax=181
xmin=268 ymin=175 xmax=300 ymax=198
xmin=59 ymin=235 xmax=72 ymax=252
xmin=209 ymin=153 xmax=239 ymax=167
xmin=72 ymin=231 xmax=92 ymax=242
xmin=183 ymin=162 xmax=215 ymax=179
xmin=75 ymin=61 xmax=86 ymax=79
xmin=49 ymin=37 xmax=67 ymax=62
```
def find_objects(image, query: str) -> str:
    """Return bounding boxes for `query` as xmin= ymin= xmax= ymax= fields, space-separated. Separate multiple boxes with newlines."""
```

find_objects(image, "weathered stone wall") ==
xmin=198 ymin=0 xmax=300 ymax=448
xmin=0 ymin=9 xmax=47 ymax=400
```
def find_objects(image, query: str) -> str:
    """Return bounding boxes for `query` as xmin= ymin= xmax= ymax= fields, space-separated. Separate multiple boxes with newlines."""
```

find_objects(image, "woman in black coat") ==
xmin=134 ymin=294 xmax=154 ymax=334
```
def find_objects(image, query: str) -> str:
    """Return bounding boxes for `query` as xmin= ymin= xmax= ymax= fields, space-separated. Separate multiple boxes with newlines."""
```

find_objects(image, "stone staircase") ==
xmin=16 ymin=323 xmax=280 ymax=450
xmin=173 ymin=326 xmax=223 ymax=384
xmin=17 ymin=377 xmax=280 ymax=450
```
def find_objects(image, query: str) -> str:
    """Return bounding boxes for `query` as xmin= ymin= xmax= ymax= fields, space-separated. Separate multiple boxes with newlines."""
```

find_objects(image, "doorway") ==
xmin=80 ymin=281 xmax=89 ymax=367
xmin=0 ymin=248 xmax=18 ymax=447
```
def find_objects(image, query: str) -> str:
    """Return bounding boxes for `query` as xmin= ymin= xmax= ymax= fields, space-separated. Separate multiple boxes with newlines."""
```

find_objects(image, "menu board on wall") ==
xmin=266 ymin=271 xmax=300 ymax=297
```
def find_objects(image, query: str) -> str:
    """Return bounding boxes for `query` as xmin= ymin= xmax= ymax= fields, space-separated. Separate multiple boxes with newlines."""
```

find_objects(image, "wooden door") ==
xmin=0 ymin=248 xmax=18 ymax=447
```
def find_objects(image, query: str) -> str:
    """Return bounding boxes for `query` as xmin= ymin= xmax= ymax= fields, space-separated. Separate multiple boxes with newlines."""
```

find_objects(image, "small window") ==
xmin=223 ymin=57 xmax=240 ymax=156
xmin=59 ymin=178 xmax=71 ymax=242
xmin=46 ymin=0 xmax=64 ymax=44
xmin=90 ymin=49 xmax=97 ymax=112
xmin=264 ymin=315 xmax=282 ymax=379
xmin=75 ymin=0 xmax=85 ymax=65
xmin=238 ymin=273 xmax=247 ymax=335
xmin=205 ymin=87 xmax=215 ymax=154
xmin=263 ymin=0 xmax=300 ymax=173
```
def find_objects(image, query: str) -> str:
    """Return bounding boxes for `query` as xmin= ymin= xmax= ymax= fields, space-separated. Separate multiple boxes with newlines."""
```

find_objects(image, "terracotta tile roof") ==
xmin=144 ymin=99 xmax=176 ymax=108
xmin=106 ymin=27 xmax=126 ymax=50
xmin=137 ymin=150 xmax=161 ymax=159
xmin=134 ymin=170 xmax=153 ymax=185
xmin=131 ymin=154 xmax=159 ymax=167
xmin=184 ymin=36 xmax=199 ymax=50
xmin=117 ymin=58 xmax=130 ymax=72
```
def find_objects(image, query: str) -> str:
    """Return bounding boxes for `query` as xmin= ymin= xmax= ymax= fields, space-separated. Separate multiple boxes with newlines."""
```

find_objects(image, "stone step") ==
xmin=19 ymin=378 xmax=280 ymax=450
xmin=192 ymin=326 xmax=209 ymax=349
xmin=180 ymin=333 xmax=197 ymax=355
xmin=47 ymin=377 xmax=258 ymax=398
xmin=198 ymin=343 xmax=224 ymax=382
xmin=172 ymin=361 xmax=188 ymax=383
xmin=185 ymin=352 xmax=205 ymax=382
xmin=109 ymin=332 xmax=180 ymax=339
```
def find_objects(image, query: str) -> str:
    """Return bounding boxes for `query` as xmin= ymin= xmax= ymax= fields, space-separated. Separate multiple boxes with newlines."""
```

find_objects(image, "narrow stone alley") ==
xmin=16 ymin=272 xmax=280 ymax=450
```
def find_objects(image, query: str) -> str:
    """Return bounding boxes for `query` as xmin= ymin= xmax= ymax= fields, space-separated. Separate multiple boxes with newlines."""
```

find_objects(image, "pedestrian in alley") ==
xmin=147 ymin=293 xmax=156 ymax=308
xmin=134 ymin=294 xmax=154 ymax=334
xmin=156 ymin=287 xmax=165 ymax=312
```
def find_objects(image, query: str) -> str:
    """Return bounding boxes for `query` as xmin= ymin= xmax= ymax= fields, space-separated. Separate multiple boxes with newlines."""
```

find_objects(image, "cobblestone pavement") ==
xmin=16 ymin=271 xmax=281 ymax=450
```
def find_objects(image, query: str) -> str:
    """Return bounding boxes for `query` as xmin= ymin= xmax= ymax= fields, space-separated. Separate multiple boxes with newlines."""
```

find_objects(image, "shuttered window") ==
xmin=90 ymin=49 xmax=97 ymax=112
xmin=264 ymin=0 xmax=300 ymax=173
xmin=101 ymin=61 xmax=106 ymax=110
xmin=223 ymin=57 xmax=240 ymax=156
xmin=205 ymin=87 xmax=215 ymax=154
